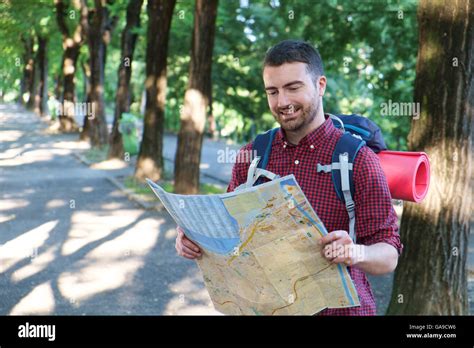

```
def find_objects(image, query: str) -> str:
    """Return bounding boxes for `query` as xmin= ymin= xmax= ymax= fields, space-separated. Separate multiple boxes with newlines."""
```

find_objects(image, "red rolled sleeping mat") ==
xmin=377 ymin=151 xmax=430 ymax=203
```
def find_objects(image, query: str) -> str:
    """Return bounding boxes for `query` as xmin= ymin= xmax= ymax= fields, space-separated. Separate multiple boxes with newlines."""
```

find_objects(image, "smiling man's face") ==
xmin=263 ymin=62 xmax=326 ymax=134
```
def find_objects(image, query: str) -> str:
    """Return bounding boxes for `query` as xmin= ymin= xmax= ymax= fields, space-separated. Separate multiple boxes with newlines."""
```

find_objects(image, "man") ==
xmin=175 ymin=39 xmax=402 ymax=315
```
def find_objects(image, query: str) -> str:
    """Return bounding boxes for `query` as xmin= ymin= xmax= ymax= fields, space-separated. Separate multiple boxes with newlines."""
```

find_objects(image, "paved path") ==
xmin=0 ymin=104 xmax=219 ymax=315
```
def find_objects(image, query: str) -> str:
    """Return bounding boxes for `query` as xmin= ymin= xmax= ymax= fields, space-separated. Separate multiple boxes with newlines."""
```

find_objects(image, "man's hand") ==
xmin=175 ymin=226 xmax=202 ymax=259
xmin=319 ymin=230 xmax=399 ymax=275
xmin=319 ymin=230 xmax=364 ymax=266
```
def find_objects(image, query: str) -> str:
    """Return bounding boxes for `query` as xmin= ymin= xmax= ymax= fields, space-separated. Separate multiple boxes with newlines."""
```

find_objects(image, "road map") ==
xmin=147 ymin=175 xmax=360 ymax=315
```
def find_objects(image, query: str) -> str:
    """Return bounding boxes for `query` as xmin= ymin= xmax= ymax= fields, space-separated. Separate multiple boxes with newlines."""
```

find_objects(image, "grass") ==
xmin=123 ymin=175 xmax=225 ymax=197
xmin=82 ymin=150 xmax=224 ymax=197
xmin=84 ymin=145 xmax=109 ymax=163
xmin=124 ymin=176 xmax=154 ymax=196
xmin=200 ymin=183 xmax=226 ymax=194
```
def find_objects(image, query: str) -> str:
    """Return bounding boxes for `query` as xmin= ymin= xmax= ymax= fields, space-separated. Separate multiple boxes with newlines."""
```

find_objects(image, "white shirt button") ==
xmin=294 ymin=160 xmax=300 ymax=165
xmin=310 ymin=145 xmax=315 ymax=149
xmin=283 ymin=144 xmax=287 ymax=148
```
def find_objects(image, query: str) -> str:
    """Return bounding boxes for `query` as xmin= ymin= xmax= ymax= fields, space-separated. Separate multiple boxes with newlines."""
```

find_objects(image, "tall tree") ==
xmin=25 ymin=35 xmax=37 ymax=111
xmin=108 ymin=0 xmax=144 ymax=159
xmin=80 ymin=0 xmax=117 ymax=147
xmin=134 ymin=0 xmax=176 ymax=181
xmin=79 ymin=55 xmax=92 ymax=141
xmin=55 ymin=0 xmax=87 ymax=132
xmin=387 ymin=0 xmax=473 ymax=315
xmin=33 ymin=35 xmax=48 ymax=117
xmin=18 ymin=35 xmax=35 ymax=106
xmin=174 ymin=0 xmax=218 ymax=194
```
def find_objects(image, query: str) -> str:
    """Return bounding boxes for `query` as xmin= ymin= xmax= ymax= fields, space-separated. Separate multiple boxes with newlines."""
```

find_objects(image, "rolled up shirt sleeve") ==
xmin=353 ymin=146 xmax=403 ymax=255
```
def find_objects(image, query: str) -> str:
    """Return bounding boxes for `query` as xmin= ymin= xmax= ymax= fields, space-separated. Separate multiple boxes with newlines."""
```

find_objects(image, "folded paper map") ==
xmin=147 ymin=175 xmax=359 ymax=315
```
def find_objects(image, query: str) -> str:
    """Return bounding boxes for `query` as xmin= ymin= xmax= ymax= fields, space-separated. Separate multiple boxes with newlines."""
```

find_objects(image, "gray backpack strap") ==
xmin=339 ymin=153 xmax=356 ymax=242
xmin=317 ymin=129 xmax=366 ymax=243
xmin=241 ymin=157 xmax=279 ymax=190
xmin=317 ymin=153 xmax=356 ymax=243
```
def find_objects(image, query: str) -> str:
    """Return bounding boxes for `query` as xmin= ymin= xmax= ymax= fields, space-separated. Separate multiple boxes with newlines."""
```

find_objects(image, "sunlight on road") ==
xmin=11 ymin=246 xmax=57 ymax=283
xmin=0 ymin=214 xmax=16 ymax=223
xmin=58 ymin=214 xmax=161 ymax=303
xmin=10 ymin=281 xmax=56 ymax=315
xmin=0 ymin=148 xmax=72 ymax=166
xmin=165 ymin=275 xmax=222 ymax=315
xmin=0 ymin=199 xmax=29 ymax=211
xmin=51 ymin=140 xmax=90 ymax=150
xmin=46 ymin=199 xmax=67 ymax=209
xmin=61 ymin=210 xmax=149 ymax=256
xmin=90 ymin=158 xmax=128 ymax=170
xmin=0 ymin=130 xmax=23 ymax=142
xmin=0 ymin=220 xmax=58 ymax=274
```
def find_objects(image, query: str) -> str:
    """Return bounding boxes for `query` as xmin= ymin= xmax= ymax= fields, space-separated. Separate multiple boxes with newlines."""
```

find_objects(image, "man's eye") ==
xmin=267 ymin=90 xmax=277 ymax=96
xmin=288 ymin=86 xmax=300 ymax=91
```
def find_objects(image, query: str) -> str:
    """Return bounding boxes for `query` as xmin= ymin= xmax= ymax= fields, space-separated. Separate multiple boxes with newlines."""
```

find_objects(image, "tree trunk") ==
xmin=207 ymin=93 xmax=217 ymax=139
xmin=61 ymin=45 xmax=81 ymax=131
xmin=54 ymin=72 xmax=62 ymax=102
xmin=174 ymin=0 xmax=218 ymax=194
xmin=83 ymin=2 xmax=108 ymax=147
xmin=33 ymin=35 xmax=48 ymax=117
xmin=81 ymin=59 xmax=91 ymax=104
xmin=387 ymin=0 xmax=473 ymax=315
xmin=79 ymin=59 xmax=92 ymax=141
xmin=25 ymin=36 xmax=37 ymax=111
xmin=108 ymin=0 xmax=143 ymax=159
xmin=55 ymin=0 xmax=86 ymax=132
xmin=139 ymin=89 xmax=146 ymax=114
xmin=81 ymin=0 xmax=117 ymax=148
xmin=134 ymin=0 xmax=176 ymax=181
xmin=18 ymin=36 xmax=34 ymax=106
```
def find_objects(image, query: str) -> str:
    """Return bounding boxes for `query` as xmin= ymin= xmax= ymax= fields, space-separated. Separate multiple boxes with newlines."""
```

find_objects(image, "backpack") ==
xmin=249 ymin=114 xmax=388 ymax=242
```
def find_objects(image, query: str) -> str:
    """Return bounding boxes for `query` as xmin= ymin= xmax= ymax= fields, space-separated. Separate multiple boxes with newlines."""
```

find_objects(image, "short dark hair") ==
xmin=263 ymin=40 xmax=324 ymax=78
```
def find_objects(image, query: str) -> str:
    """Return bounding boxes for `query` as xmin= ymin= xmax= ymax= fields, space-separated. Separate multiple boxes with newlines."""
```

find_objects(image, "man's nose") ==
xmin=277 ymin=91 xmax=290 ymax=108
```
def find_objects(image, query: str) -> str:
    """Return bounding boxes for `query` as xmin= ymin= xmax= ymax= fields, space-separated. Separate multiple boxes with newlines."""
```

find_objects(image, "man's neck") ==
xmin=284 ymin=110 xmax=326 ymax=145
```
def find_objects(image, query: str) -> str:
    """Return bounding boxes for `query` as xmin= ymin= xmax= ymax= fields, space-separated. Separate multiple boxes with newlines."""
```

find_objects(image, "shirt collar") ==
xmin=274 ymin=113 xmax=337 ymax=148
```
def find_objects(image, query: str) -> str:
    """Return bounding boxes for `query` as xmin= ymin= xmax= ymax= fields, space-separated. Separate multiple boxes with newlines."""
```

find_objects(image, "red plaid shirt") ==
xmin=227 ymin=114 xmax=403 ymax=316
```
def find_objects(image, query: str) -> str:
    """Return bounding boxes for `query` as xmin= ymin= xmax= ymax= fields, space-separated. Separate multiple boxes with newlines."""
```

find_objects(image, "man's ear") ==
xmin=316 ymin=75 xmax=327 ymax=97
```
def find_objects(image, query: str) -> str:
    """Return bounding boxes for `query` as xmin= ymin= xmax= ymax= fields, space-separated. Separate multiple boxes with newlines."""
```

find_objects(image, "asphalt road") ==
xmin=0 ymin=104 xmax=219 ymax=315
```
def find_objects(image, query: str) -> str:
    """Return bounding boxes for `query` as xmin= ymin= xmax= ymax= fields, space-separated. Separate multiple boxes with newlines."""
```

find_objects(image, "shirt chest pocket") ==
xmin=297 ymin=172 xmax=350 ymax=232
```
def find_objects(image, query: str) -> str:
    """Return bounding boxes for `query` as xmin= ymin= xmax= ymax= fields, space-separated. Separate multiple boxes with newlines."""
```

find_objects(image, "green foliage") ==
xmin=204 ymin=0 xmax=418 ymax=149
xmin=0 ymin=0 xmax=76 ymax=103
xmin=0 ymin=0 xmax=419 ymax=150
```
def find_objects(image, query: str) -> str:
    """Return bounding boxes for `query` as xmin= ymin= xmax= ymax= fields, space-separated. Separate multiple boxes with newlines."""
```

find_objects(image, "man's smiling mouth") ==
xmin=279 ymin=106 xmax=301 ymax=119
